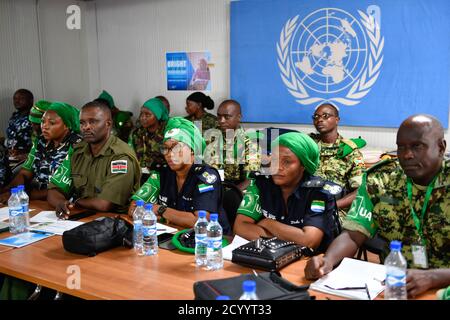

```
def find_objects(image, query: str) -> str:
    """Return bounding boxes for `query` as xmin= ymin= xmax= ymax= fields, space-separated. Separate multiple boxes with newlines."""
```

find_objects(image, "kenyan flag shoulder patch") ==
xmin=111 ymin=160 xmax=128 ymax=173
xmin=311 ymin=200 xmax=325 ymax=213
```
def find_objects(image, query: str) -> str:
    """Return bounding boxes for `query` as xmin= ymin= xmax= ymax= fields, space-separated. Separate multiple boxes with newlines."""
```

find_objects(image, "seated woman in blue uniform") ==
xmin=129 ymin=117 xmax=231 ymax=235
xmin=233 ymin=132 xmax=341 ymax=252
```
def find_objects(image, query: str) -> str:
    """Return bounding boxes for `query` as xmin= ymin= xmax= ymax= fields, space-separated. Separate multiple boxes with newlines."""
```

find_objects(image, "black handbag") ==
xmin=232 ymin=237 xmax=314 ymax=271
xmin=62 ymin=216 xmax=133 ymax=256
xmin=193 ymin=271 xmax=312 ymax=300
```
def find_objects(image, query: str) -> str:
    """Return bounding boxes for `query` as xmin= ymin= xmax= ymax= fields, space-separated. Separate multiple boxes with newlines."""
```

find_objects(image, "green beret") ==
xmin=143 ymin=98 xmax=169 ymax=121
xmin=47 ymin=102 xmax=80 ymax=133
xmin=29 ymin=100 xmax=52 ymax=124
xmin=171 ymin=229 xmax=229 ymax=254
xmin=97 ymin=90 xmax=115 ymax=109
xmin=337 ymin=137 xmax=367 ymax=159
xmin=114 ymin=111 xmax=133 ymax=128
xmin=272 ymin=132 xmax=319 ymax=175
xmin=163 ymin=117 xmax=206 ymax=156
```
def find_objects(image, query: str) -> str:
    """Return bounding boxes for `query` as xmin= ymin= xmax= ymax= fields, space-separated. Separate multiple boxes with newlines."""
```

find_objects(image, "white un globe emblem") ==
xmin=277 ymin=8 xmax=383 ymax=106
xmin=291 ymin=8 xmax=367 ymax=94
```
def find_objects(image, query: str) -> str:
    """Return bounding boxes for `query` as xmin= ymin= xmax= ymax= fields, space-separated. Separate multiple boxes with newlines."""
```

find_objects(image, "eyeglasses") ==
xmin=312 ymin=113 xmax=336 ymax=121
xmin=160 ymin=144 xmax=182 ymax=155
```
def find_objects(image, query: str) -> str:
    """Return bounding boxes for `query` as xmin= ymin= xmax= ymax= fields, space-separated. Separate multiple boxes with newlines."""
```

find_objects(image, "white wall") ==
xmin=94 ymin=0 xmax=230 ymax=118
xmin=0 ymin=0 xmax=43 ymax=134
xmin=1 ymin=0 xmax=448 ymax=151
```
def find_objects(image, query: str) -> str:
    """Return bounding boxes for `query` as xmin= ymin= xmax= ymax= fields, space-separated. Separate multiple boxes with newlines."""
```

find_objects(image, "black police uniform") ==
xmin=155 ymin=163 xmax=231 ymax=235
xmin=252 ymin=172 xmax=341 ymax=253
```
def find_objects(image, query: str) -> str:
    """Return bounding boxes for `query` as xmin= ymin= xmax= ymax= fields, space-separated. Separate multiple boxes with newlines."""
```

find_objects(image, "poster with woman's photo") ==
xmin=166 ymin=51 xmax=211 ymax=91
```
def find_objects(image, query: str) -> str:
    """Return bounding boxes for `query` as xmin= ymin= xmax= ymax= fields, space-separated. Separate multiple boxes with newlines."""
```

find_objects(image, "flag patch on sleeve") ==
xmin=311 ymin=200 xmax=325 ymax=213
xmin=198 ymin=183 xmax=214 ymax=193
xmin=111 ymin=160 xmax=128 ymax=173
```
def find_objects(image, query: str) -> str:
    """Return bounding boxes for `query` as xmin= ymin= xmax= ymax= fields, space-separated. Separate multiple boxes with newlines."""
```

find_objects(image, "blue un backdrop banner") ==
xmin=230 ymin=0 xmax=450 ymax=128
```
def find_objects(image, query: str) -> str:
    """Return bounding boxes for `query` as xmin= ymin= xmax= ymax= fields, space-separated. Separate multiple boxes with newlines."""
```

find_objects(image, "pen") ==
xmin=157 ymin=228 xmax=166 ymax=232
xmin=365 ymin=283 xmax=371 ymax=300
xmin=324 ymin=285 xmax=367 ymax=290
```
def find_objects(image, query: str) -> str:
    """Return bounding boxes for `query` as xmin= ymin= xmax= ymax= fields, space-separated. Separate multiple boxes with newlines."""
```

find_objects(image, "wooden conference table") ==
xmin=0 ymin=201 xmax=437 ymax=300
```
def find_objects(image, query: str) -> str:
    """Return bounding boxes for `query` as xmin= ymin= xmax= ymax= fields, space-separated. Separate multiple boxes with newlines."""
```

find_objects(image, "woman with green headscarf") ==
xmin=233 ymin=132 xmax=341 ymax=253
xmin=0 ymin=102 xmax=82 ymax=202
xmin=128 ymin=98 xmax=170 ymax=178
xmin=129 ymin=117 xmax=231 ymax=235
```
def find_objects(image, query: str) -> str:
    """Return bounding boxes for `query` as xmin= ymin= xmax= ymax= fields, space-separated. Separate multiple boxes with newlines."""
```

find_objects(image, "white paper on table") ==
xmin=310 ymin=257 xmax=386 ymax=300
xmin=30 ymin=210 xmax=58 ymax=223
xmin=0 ymin=207 xmax=35 ymax=221
xmin=29 ymin=220 xmax=85 ymax=235
xmin=156 ymin=223 xmax=178 ymax=236
xmin=222 ymin=235 xmax=250 ymax=261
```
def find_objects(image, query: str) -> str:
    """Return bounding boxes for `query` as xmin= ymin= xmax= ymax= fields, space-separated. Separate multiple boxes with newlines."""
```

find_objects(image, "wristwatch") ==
xmin=157 ymin=204 xmax=168 ymax=217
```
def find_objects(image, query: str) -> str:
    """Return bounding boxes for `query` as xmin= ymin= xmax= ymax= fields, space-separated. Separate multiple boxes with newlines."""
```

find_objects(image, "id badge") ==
xmin=411 ymin=244 xmax=428 ymax=269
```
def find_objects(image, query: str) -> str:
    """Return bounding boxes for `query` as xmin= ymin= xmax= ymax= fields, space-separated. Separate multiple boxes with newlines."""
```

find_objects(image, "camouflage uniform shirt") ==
xmin=185 ymin=112 xmax=218 ymax=134
xmin=4 ymin=111 xmax=33 ymax=152
xmin=0 ymin=144 xmax=11 ymax=187
xmin=128 ymin=124 xmax=166 ymax=169
xmin=204 ymin=127 xmax=261 ymax=183
xmin=310 ymin=133 xmax=365 ymax=192
xmin=343 ymin=158 xmax=450 ymax=268
xmin=22 ymin=132 xmax=82 ymax=189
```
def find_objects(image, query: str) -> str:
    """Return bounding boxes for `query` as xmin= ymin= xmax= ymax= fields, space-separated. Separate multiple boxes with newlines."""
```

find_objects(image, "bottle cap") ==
xmin=17 ymin=185 xmax=24 ymax=190
xmin=198 ymin=210 xmax=206 ymax=218
xmin=136 ymin=200 xmax=145 ymax=207
xmin=209 ymin=213 xmax=218 ymax=222
xmin=144 ymin=203 xmax=153 ymax=211
xmin=10 ymin=187 xmax=18 ymax=193
xmin=216 ymin=295 xmax=230 ymax=300
xmin=390 ymin=240 xmax=402 ymax=251
xmin=243 ymin=280 xmax=256 ymax=292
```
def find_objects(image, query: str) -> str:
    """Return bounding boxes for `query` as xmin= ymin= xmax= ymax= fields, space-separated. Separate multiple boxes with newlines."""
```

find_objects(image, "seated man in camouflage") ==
xmin=305 ymin=114 xmax=450 ymax=298
xmin=309 ymin=103 xmax=366 ymax=217
xmin=47 ymin=101 xmax=140 ymax=216
xmin=204 ymin=99 xmax=261 ymax=189
xmin=4 ymin=89 xmax=34 ymax=161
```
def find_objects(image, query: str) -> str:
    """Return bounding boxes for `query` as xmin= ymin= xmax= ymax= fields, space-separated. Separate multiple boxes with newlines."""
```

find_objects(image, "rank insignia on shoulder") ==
xmin=198 ymin=183 xmax=214 ymax=193
xmin=323 ymin=183 xmax=343 ymax=195
xmin=202 ymin=171 xmax=217 ymax=184
xmin=311 ymin=200 xmax=325 ymax=213
xmin=111 ymin=160 xmax=128 ymax=174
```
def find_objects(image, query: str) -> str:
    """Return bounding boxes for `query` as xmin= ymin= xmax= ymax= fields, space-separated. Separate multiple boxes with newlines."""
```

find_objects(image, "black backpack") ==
xmin=193 ymin=272 xmax=312 ymax=300
xmin=62 ymin=216 xmax=133 ymax=256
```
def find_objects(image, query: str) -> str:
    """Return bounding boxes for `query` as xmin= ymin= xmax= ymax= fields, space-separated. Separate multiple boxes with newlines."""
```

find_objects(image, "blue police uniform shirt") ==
xmin=157 ymin=163 xmax=231 ymax=235
xmin=253 ymin=172 xmax=339 ymax=253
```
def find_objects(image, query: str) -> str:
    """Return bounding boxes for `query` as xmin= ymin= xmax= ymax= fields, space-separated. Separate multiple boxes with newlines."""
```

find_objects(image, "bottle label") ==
xmin=143 ymin=226 xmax=156 ymax=237
xmin=9 ymin=207 xmax=23 ymax=217
xmin=386 ymin=272 xmax=406 ymax=287
xmin=195 ymin=234 xmax=207 ymax=245
xmin=207 ymin=236 xmax=222 ymax=250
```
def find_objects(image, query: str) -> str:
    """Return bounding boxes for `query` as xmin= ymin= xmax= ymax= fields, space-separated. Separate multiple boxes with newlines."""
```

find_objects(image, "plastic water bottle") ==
xmin=17 ymin=185 xmax=30 ymax=229
xmin=142 ymin=203 xmax=158 ymax=256
xmin=194 ymin=210 xmax=208 ymax=266
xmin=239 ymin=280 xmax=259 ymax=300
xmin=133 ymin=200 xmax=145 ymax=256
xmin=206 ymin=213 xmax=223 ymax=270
xmin=384 ymin=240 xmax=407 ymax=300
xmin=8 ymin=188 xmax=27 ymax=234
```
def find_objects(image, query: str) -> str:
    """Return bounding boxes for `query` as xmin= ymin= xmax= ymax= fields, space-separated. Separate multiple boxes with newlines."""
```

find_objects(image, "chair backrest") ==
xmin=221 ymin=181 xmax=243 ymax=228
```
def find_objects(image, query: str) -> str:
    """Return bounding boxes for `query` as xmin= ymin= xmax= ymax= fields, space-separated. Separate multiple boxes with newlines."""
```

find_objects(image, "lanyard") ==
xmin=406 ymin=176 xmax=437 ymax=246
